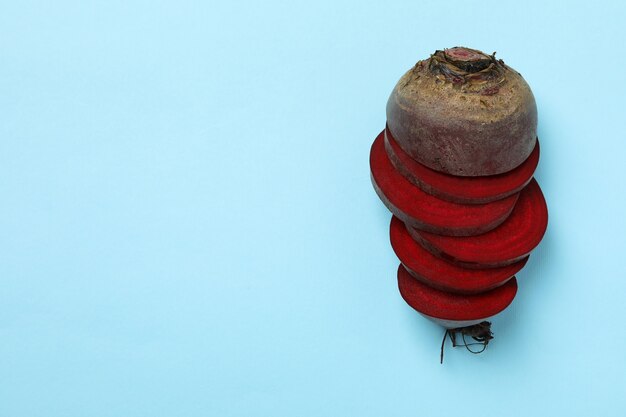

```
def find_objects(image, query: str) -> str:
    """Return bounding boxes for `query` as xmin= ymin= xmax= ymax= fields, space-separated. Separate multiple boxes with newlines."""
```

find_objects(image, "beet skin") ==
xmin=386 ymin=47 xmax=537 ymax=176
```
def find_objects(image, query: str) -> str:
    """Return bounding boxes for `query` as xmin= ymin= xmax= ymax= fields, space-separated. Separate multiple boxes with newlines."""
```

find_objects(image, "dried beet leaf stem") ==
xmin=440 ymin=321 xmax=494 ymax=364
xmin=428 ymin=48 xmax=505 ymax=85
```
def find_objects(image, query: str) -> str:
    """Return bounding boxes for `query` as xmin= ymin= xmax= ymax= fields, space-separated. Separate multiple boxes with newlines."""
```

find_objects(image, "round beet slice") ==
xmin=390 ymin=216 xmax=526 ymax=294
xmin=370 ymin=131 xmax=519 ymax=236
xmin=384 ymin=127 xmax=540 ymax=204
xmin=409 ymin=179 xmax=548 ymax=268
xmin=397 ymin=264 xmax=518 ymax=328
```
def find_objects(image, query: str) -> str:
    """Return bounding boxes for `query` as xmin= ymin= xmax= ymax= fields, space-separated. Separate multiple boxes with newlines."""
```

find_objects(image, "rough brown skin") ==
xmin=386 ymin=47 xmax=537 ymax=176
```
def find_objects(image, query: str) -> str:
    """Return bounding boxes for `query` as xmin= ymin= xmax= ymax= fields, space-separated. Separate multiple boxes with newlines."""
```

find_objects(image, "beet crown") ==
xmin=386 ymin=47 xmax=537 ymax=176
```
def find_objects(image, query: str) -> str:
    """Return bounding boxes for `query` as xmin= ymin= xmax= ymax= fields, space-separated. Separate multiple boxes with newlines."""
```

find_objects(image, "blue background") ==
xmin=1 ymin=1 xmax=625 ymax=415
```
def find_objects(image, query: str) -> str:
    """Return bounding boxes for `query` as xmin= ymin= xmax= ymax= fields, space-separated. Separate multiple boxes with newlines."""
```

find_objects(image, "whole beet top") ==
xmin=386 ymin=47 xmax=537 ymax=176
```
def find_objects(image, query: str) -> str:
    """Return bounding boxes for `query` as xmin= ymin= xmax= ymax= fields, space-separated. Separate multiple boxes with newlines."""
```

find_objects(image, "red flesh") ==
xmin=390 ymin=216 xmax=526 ymax=294
xmin=397 ymin=264 xmax=518 ymax=321
xmin=385 ymin=127 xmax=539 ymax=204
xmin=409 ymin=179 xmax=548 ymax=268
xmin=370 ymin=131 xmax=519 ymax=236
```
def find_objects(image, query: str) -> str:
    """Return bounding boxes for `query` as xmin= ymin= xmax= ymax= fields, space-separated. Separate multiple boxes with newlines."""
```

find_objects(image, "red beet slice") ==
xmin=409 ymin=179 xmax=548 ymax=268
xmin=390 ymin=216 xmax=527 ymax=294
xmin=397 ymin=264 xmax=518 ymax=328
xmin=370 ymin=131 xmax=519 ymax=236
xmin=384 ymin=127 xmax=540 ymax=204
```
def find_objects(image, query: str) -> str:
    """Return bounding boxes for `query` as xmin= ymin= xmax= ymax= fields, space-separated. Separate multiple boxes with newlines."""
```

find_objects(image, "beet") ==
xmin=385 ymin=127 xmax=539 ymax=204
xmin=370 ymin=131 xmax=519 ymax=236
xmin=409 ymin=179 xmax=548 ymax=268
xmin=386 ymin=47 xmax=537 ymax=176
xmin=390 ymin=216 xmax=526 ymax=294
xmin=397 ymin=264 xmax=518 ymax=328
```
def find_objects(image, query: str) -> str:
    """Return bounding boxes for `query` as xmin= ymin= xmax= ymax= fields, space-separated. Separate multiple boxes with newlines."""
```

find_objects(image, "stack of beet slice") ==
xmin=370 ymin=47 xmax=548 ymax=348
xmin=371 ymin=127 xmax=547 ymax=329
xmin=370 ymin=47 xmax=548 ymax=354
